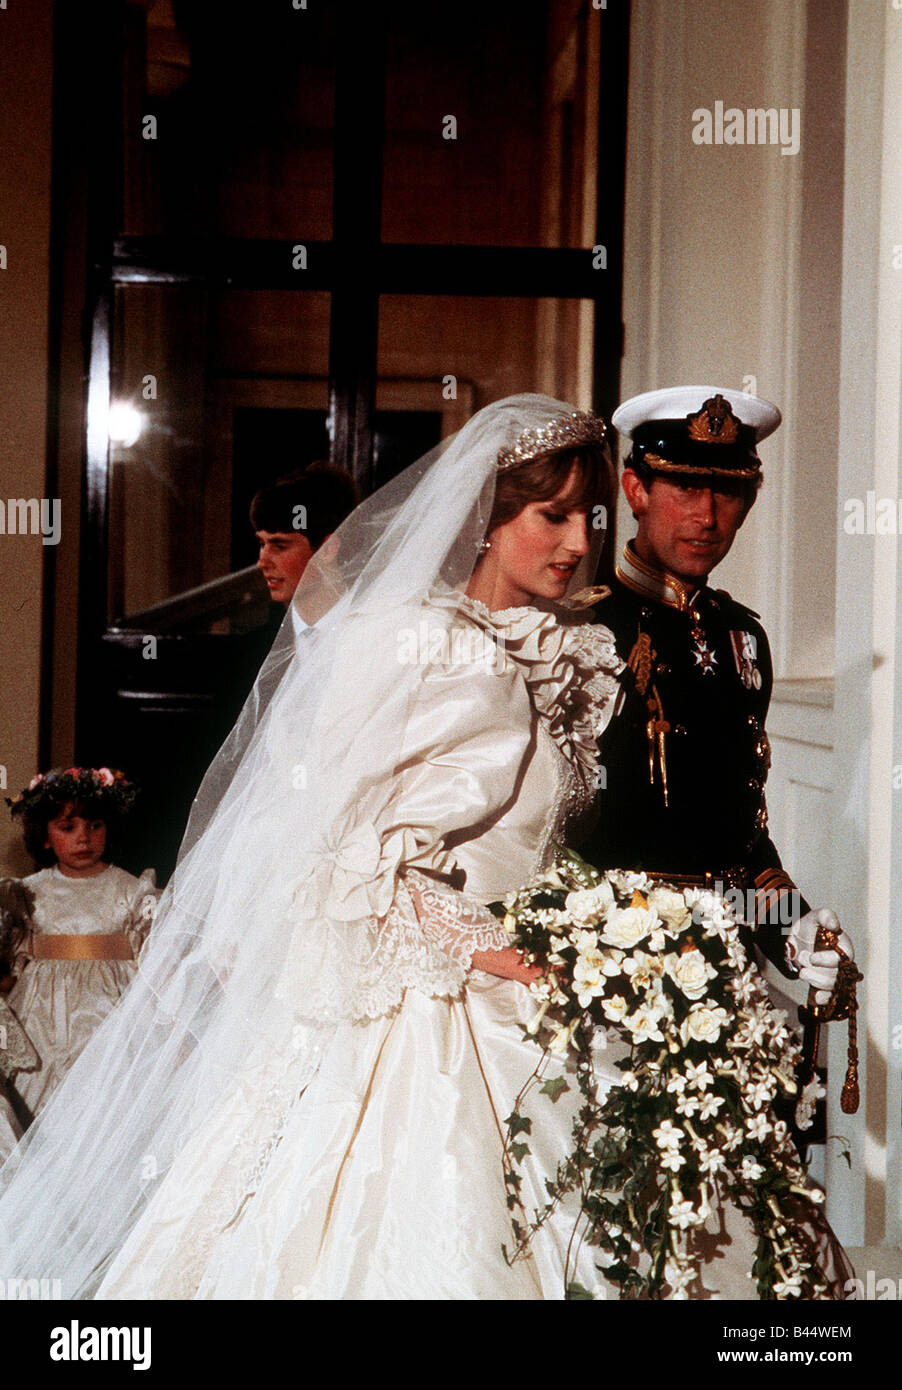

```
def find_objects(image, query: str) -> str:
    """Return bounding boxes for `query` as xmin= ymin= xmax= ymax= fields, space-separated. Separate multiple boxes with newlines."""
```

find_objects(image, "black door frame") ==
xmin=68 ymin=0 xmax=632 ymax=757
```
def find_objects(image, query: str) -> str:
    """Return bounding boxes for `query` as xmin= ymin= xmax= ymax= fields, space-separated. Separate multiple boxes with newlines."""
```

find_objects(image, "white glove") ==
xmin=785 ymin=908 xmax=855 ymax=1006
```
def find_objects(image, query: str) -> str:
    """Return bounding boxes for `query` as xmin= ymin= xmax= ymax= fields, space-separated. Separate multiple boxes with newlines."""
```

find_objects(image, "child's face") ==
xmin=45 ymin=804 xmax=108 ymax=878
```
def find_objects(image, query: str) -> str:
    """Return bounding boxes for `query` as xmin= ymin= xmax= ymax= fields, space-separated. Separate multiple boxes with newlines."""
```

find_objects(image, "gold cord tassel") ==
xmin=807 ymin=926 xmax=863 ymax=1115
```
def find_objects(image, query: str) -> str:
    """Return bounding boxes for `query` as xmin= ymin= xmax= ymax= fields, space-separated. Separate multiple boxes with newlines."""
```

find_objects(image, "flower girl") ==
xmin=4 ymin=768 xmax=156 ymax=1123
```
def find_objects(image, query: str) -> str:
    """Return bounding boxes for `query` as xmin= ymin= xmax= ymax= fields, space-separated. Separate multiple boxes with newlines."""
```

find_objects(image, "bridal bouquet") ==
xmin=492 ymin=848 xmax=830 ymax=1300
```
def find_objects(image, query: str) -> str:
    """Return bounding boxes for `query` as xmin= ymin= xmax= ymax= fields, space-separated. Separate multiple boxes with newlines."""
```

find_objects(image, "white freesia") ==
xmin=601 ymin=994 xmax=629 ymax=1024
xmin=625 ymin=1004 xmax=665 ymax=1043
xmin=548 ymin=1019 xmax=579 ymax=1056
xmin=572 ymin=948 xmax=612 ymax=1008
xmin=526 ymin=998 xmax=552 ymax=1035
xmin=622 ymin=949 xmax=666 ymax=992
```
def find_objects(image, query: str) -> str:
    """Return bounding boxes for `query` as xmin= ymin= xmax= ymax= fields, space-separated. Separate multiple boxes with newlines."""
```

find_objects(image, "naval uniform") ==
xmin=581 ymin=543 xmax=809 ymax=975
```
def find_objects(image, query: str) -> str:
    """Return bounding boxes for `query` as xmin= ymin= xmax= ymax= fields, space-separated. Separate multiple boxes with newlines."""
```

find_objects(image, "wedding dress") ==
xmin=96 ymin=593 xmax=624 ymax=1298
xmin=96 ymin=591 xmax=849 ymax=1301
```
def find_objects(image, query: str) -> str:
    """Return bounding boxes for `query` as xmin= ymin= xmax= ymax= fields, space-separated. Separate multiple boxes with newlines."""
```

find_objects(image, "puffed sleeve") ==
xmin=123 ymin=868 xmax=159 ymax=960
xmin=281 ymin=651 xmax=532 ymax=1022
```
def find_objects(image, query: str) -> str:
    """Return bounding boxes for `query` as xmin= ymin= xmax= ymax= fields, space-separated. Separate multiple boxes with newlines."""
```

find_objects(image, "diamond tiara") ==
xmin=496 ymin=410 xmax=609 ymax=472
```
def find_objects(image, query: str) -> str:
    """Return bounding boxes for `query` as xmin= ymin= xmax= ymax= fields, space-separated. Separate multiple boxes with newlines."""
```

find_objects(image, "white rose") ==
xmin=681 ymin=1004 xmax=730 ymax=1045
xmin=565 ymin=882 xmax=614 ymax=925
xmin=648 ymin=887 xmax=691 ymax=932
xmin=602 ymin=906 xmax=657 ymax=950
xmin=664 ymin=948 xmax=716 ymax=1002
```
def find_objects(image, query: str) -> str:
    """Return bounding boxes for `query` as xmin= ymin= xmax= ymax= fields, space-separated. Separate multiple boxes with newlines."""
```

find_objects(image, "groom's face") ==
xmin=622 ymin=470 xmax=746 ymax=584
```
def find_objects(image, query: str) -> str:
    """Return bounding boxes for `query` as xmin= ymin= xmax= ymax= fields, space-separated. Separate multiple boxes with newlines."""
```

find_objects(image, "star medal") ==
xmin=692 ymin=639 xmax=718 ymax=674
xmin=689 ymin=607 xmax=717 ymax=676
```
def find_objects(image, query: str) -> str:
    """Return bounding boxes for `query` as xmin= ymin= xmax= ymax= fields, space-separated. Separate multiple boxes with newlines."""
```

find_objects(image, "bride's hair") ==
xmin=487 ymin=445 xmax=615 ymax=532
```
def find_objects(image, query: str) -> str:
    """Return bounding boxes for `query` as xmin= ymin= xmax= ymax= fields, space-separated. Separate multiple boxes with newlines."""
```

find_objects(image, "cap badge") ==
xmin=687 ymin=394 xmax=741 ymax=445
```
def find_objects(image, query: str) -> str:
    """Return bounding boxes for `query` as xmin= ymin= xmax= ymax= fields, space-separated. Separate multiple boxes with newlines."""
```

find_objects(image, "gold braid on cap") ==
xmin=496 ymin=411 xmax=609 ymax=471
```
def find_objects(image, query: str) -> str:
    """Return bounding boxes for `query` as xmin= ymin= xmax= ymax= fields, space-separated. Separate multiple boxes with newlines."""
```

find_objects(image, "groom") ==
xmin=582 ymin=386 xmax=852 ymax=1009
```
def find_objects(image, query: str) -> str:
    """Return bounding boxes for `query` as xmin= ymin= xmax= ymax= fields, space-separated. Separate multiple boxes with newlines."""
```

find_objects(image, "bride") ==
xmin=0 ymin=395 xmax=848 ymax=1299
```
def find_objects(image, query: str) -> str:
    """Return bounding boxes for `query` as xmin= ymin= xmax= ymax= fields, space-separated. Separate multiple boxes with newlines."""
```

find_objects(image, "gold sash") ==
xmin=30 ymin=932 xmax=133 ymax=961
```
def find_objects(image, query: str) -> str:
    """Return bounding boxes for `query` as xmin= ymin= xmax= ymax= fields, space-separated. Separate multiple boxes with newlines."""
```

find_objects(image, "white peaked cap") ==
xmin=612 ymin=385 xmax=781 ymax=442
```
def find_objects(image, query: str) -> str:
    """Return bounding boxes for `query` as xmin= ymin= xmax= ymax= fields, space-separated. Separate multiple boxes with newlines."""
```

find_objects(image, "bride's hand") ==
xmin=470 ymin=946 xmax=544 ymax=986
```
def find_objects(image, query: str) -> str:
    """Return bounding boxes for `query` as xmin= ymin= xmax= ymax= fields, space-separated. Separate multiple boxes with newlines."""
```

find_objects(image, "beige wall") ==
xmin=0 ymin=2 xmax=53 ymax=876
xmin=620 ymin=0 xmax=844 ymax=680
xmin=620 ymin=0 xmax=901 ymax=1252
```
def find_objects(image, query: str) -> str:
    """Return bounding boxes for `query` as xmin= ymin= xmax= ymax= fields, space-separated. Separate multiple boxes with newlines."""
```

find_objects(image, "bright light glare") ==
xmin=108 ymin=403 xmax=144 ymax=448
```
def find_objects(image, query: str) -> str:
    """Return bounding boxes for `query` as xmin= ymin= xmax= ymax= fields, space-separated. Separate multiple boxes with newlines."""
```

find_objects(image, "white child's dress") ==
xmin=0 ymin=998 xmax=37 ymax=1163
xmin=7 ymin=865 xmax=156 ymax=1119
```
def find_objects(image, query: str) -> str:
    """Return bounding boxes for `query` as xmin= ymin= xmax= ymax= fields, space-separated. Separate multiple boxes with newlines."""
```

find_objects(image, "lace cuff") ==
xmin=402 ymin=867 xmax=511 ymax=979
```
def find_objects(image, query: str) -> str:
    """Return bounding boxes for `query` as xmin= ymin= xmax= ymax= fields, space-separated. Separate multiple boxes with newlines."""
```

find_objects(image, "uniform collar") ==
xmin=615 ymin=543 xmax=701 ymax=613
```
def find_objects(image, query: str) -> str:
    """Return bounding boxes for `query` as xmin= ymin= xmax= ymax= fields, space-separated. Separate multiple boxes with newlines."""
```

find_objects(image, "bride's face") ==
xmin=475 ymin=466 xmax=592 ymax=609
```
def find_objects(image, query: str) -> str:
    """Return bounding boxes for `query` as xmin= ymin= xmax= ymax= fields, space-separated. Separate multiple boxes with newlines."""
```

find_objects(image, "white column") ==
xmin=829 ymin=0 xmax=902 ymax=1249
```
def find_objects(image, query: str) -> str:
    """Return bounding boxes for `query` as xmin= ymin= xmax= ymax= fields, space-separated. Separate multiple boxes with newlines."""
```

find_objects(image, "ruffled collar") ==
xmin=429 ymin=589 xmax=624 ymax=780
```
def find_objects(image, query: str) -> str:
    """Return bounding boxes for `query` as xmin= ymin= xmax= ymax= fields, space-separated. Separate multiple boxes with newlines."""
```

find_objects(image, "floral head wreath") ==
xmin=6 ymin=767 xmax=138 ymax=821
xmin=495 ymin=410 xmax=610 ymax=472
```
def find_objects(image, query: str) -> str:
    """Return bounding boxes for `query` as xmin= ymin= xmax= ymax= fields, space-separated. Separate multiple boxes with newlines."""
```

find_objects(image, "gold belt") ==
xmin=30 ymin=932 xmax=134 ymax=961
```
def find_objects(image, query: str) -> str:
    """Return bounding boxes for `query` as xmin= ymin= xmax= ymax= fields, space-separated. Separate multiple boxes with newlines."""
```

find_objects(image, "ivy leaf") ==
xmin=505 ymin=1111 xmax=532 ymax=1138
xmin=566 ymin=1281 xmax=595 ymax=1300
xmin=510 ymin=1140 xmax=532 ymax=1163
xmin=539 ymin=1076 xmax=570 ymax=1103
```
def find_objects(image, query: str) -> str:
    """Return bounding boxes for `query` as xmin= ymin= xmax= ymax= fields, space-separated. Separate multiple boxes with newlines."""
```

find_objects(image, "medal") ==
xmin=689 ymin=606 xmax=717 ymax=676
xmin=730 ymin=629 xmax=762 ymax=689
xmin=692 ymin=639 xmax=718 ymax=674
